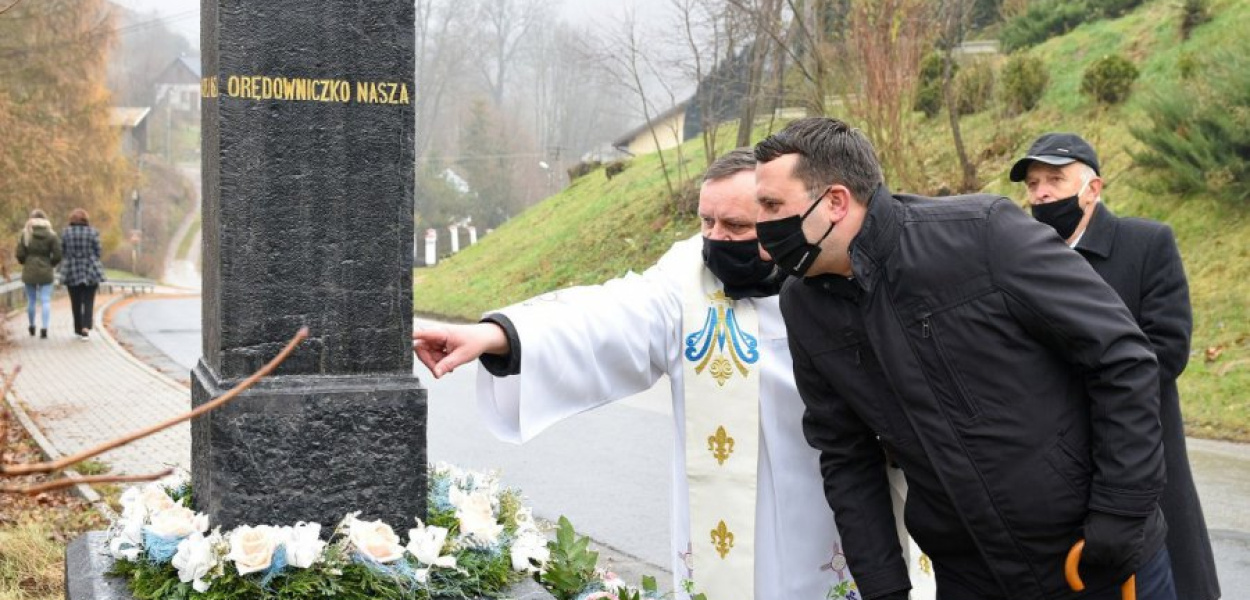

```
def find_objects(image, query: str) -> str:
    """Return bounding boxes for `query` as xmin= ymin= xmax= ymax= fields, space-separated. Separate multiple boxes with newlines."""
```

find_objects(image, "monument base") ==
xmin=191 ymin=360 xmax=428 ymax=532
xmin=66 ymin=532 xmax=555 ymax=599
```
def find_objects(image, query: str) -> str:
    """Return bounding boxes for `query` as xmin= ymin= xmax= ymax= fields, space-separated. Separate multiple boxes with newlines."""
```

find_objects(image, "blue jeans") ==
xmin=25 ymin=283 xmax=52 ymax=328
xmin=1083 ymin=548 xmax=1177 ymax=600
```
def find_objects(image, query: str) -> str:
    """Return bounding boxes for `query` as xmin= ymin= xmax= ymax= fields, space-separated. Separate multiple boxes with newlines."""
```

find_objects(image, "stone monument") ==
xmin=67 ymin=4 xmax=551 ymax=598
xmin=191 ymin=0 xmax=426 ymax=531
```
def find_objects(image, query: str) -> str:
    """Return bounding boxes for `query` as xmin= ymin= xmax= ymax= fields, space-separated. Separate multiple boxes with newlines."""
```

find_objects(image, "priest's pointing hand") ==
xmin=413 ymin=323 xmax=509 ymax=379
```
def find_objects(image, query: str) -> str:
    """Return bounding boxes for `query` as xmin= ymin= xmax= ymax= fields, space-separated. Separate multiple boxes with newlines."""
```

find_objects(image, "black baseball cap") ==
xmin=1009 ymin=133 xmax=1101 ymax=182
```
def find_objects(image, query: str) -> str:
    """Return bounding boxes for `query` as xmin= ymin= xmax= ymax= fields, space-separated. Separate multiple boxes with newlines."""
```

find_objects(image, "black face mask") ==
xmin=1030 ymin=194 xmax=1084 ymax=240
xmin=702 ymin=237 xmax=782 ymax=299
xmin=755 ymin=191 xmax=835 ymax=278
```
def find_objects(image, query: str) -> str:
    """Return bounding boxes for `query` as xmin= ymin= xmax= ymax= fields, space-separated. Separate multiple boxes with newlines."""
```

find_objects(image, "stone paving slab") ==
xmin=4 ymin=295 xmax=190 ymax=476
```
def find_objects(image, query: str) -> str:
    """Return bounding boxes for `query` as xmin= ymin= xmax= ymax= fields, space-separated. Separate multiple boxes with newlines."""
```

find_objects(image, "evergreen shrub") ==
xmin=999 ymin=54 xmax=1049 ymax=114
xmin=1080 ymin=54 xmax=1139 ymax=104
xmin=954 ymin=60 xmax=996 ymax=115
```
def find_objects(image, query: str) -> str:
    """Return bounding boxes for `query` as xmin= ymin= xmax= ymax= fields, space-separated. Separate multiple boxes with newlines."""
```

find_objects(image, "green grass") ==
xmin=176 ymin=213 xmax=200 ymax=261
xmin=72 ymin=459 xmax=109 ymax=477
xmin=103 ymin=269 xmax=150 ymax=282
xmin=413 ymin=134 xmax=733 ymax=321
xmin=415 ymin=0 xmax=1250 ymax=439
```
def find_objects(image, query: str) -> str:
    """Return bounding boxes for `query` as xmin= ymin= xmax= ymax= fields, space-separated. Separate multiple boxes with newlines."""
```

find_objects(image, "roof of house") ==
xmin=156 ymin=55 xmax=202 ymax=84
xmin=611 ymin=98 xmax=692 ymax=150
xmin=109 ymin=107 xmax=152 ymax=128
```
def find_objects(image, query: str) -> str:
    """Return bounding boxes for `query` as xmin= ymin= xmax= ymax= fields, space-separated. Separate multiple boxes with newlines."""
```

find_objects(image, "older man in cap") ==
xmin=1012 ymin=132 xmax=1220 ymax=600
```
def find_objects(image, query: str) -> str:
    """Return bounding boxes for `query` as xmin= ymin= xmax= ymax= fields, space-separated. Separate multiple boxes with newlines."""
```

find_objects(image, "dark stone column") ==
xmin=194 ymin=0 xmax=425 ymax=531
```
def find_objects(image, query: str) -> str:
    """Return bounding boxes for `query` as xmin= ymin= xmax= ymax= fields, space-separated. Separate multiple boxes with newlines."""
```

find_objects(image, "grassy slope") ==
xmin=415 ymin=0 xmax=1249 ymax=439
xmin=413 ymin=141 xmax=711 ymax=320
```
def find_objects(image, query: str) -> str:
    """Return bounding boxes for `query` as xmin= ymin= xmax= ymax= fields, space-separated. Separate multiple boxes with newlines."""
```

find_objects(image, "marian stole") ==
xmin=680 ymin=257 xmax=760 ymax=599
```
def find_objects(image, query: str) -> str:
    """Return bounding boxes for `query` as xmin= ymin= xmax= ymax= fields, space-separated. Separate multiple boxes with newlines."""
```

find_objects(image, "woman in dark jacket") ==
xmin=60 ymin=208 xmax=106 ymax=340
xmin=15 ymin=209 xmax=62 ymax=339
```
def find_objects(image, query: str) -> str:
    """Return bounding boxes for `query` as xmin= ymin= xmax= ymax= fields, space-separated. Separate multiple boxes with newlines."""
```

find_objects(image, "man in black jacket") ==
xmin=1013 ymin=132 xmax=1219 ymax=600
xmin=753 ymin=117 xmax=1176 ymax=600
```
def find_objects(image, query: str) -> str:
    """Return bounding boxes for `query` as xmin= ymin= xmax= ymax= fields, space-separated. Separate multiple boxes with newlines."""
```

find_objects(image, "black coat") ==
xmin=782 ymin=188 xmax=1167 ymax=600
xmin=1075 ymin=203 xmax=1219 ymax=600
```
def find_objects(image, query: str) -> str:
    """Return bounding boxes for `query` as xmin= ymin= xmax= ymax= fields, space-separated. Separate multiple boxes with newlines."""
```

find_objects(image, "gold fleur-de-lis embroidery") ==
xmin=711 ymin=520 xmax=735 ymax=559
xmin=920 ymin=553 xmax=933 ymax=576
xmin=708 ymin=356 xmax=733 ymax=386
xmin=707 ymin=426 xmax=735 ymax=465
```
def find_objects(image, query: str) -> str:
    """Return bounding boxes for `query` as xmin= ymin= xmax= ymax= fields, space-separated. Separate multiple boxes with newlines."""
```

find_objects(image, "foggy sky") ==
xmin=109 ymin=0 xmax=676 ymax=51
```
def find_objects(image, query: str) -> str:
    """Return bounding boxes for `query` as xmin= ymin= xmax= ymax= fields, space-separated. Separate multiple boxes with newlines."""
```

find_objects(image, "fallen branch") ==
xmin=1 ymin=327 xmax=308 ymax=490
xmin=1 ymin=468 xmax=175 ymax=495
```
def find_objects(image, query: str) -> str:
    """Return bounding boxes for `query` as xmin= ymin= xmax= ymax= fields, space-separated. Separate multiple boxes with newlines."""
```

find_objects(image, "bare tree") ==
xmin=415 ymin=0 xmax=471 ymax=160
xmin=840 ymin=0 xmax=935 ymax=192
xmin=672 ymin=0 xmax=724 ymax=166
xmin=725 ymin=0 xmax=838 ymax=118
xmin=733 ymin=0 xmax=781 ymax=147
xmin=938 ymin=0 xmax=979 ymax=192
xmin=520 ymin=23 xmax=629 ymax=172
xmin=595 ymin=9 xmax=681 ymax=204
xmin=475 ymin=0 xmax=547 ymax=107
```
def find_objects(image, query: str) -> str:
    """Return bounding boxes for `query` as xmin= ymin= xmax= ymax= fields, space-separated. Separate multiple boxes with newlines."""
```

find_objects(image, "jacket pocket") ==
xmin=1043 ymin=435 xmax=1092 ymax=501
xmin=917 ymin=312 xmax=982 ymax=421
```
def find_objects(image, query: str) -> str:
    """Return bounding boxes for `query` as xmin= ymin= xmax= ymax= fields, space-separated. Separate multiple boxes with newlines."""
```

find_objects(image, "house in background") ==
xmin=110 ymin=107 xmax=151 ymax=157
xmin=611 ymin=43 xmax=755 ymax=157
xmin=154 ymin=55 xmax=202 ymax=114
xmin=612 ymin=99 xmax=692 ymax=157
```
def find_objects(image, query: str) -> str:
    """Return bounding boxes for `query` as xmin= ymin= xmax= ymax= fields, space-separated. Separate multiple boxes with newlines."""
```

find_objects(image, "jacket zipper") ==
xmin=921 ymin=313 xmax=980 ymax=419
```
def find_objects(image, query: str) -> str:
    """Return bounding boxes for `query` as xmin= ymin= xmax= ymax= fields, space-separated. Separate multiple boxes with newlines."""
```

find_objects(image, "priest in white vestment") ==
xmin=414 ymin=150 xmax=935 ymax=600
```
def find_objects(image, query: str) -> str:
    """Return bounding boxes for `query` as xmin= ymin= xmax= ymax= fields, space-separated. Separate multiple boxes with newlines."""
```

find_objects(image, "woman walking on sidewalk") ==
xmin=60 ymin=208 xmax=106 ymax=340
xmin=15 ymin=209 xmax=61 ymax=339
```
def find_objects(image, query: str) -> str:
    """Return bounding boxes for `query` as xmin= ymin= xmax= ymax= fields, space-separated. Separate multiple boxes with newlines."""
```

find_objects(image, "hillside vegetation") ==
xmin=415 ymin=0 xmax=1250 ymax=440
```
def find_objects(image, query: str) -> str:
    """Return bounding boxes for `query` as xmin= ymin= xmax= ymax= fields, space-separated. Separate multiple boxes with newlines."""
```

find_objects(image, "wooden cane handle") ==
xmin=1065 ymin=540 xmax=1138 ymax=600
xmin=1065 ymin=540 xmax=1087 ymax=591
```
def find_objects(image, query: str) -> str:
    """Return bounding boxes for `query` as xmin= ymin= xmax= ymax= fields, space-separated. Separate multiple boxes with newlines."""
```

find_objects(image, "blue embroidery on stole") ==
xmin=684 ymin=297 xmax=760 ymax=376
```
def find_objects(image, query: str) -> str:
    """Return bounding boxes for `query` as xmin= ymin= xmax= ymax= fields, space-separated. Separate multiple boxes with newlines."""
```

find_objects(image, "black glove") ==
xmin=1082 ymin=510 xmax=1148 ymax=571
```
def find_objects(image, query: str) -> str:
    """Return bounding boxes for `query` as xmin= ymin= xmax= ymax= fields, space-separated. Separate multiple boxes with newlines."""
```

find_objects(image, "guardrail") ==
xmin=100 ymin=280 xmax=156 ymax=295
xmin=0 ymin=276 xmax=156 ymax=313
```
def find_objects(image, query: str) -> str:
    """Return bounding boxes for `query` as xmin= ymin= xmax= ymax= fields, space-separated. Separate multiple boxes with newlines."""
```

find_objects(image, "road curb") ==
xmin=97 ymin=294 xmax=189 ymax=393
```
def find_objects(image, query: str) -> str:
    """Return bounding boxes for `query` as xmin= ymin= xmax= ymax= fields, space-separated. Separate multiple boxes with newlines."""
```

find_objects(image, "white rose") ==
xmin=455 ymin=490 xmax=504 ymax=545
xmin=146 ymin=506 xmax=209 ymax=540
xmin=348 ymin=518 xmax=405 ymax=564
xmin=509 ymin=529 xmax=550 ymax=573
xmin=140 ymin=485 xmax=177 ymax=514
xmin=281 ymin=522 xmax=327 ymax=569
xmin=226 ymin=525 xmax=281 ymax=575
xmin=406 ymin=520 xmax=456 ymax=568
xmin=447 ymin=486 xmax=470 ymax=510
xmin=172 ymin=531 xmax=220 ymax=592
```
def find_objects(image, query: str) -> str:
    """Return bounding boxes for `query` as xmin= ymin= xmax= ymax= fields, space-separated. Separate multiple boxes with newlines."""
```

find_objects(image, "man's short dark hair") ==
xmin=754 ymin=118 xmax=883 ymax=204
xmin=703 ymin=148 xmax=757 ymax=183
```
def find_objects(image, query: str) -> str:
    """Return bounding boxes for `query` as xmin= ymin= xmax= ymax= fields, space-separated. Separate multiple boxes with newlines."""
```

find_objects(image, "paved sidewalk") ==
xmin=3 ymin=295 xmax=190 ymax=476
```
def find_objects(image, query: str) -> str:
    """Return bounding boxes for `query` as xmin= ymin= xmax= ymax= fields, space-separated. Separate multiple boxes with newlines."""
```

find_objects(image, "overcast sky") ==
xmin=109 ymin=0 xmax=675 ymax=51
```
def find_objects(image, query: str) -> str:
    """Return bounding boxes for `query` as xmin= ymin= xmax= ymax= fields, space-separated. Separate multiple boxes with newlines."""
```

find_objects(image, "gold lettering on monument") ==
xmin=202 ymin=74 xmax=410 ymax=106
